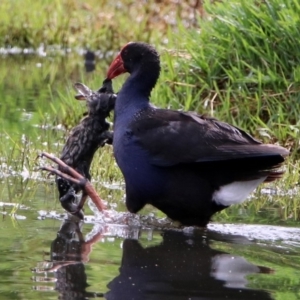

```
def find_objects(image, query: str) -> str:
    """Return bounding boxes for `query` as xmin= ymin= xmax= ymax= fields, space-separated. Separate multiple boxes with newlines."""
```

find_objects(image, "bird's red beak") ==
xmin=107 ymin=53 xmax=127 ymax=79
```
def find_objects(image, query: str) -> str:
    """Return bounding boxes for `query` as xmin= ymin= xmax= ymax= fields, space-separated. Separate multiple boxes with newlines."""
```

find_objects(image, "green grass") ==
xmin=158 ymin=0 xmax=300 ymax=150
xmin=1 ymin=0 xmax=300 ymax=224
xmin=0 ymin=0 xmax=201 ymax=50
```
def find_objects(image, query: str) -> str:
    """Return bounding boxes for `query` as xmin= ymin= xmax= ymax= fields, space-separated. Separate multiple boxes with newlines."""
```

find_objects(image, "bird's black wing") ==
xmin=129 ymin=108 xmax=288 ymax=167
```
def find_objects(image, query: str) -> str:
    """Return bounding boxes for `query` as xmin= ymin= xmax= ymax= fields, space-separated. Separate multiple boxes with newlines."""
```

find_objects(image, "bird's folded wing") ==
xmin=131 ymin=109 xmax=288 ymax=167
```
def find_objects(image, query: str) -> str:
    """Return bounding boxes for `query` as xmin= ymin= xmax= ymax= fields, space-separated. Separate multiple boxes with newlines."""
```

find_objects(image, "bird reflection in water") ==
xmin=32 ymin=220 xmax=105 ymax=299
xmin=107 ymin=230 xmax=273 ymax=300
xmin=32 ymin=221 xmax=274 ymax=300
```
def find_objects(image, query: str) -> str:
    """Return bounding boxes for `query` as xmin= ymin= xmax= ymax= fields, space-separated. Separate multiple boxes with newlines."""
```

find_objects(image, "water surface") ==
xmin=2 ymin=198 xmax=300 ymax=300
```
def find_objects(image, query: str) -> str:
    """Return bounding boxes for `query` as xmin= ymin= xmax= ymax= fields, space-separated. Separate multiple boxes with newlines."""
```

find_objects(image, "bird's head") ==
xmin=107 ymin=42 xmax=160 ymax=79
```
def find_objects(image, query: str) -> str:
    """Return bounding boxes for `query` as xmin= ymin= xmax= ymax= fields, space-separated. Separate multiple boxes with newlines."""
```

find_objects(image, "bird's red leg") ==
xmin=40 ymin=152 xmax=106 ymax=212
xmin=40 ymin=165 xmax=82 ymax=185
xmin=76 ymin=187 xmax=106 ymax=214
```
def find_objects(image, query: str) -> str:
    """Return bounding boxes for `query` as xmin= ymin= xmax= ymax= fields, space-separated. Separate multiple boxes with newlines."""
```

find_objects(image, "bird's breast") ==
xmin=113 ymin=127 xmax=147 ymax=175
xmin=113 ymin=127 xmax=165 ymax=197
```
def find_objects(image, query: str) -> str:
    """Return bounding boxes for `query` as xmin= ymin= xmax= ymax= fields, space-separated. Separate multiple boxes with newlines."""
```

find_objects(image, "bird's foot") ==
xmin=39 ymin=152 xmax=107 ymax=215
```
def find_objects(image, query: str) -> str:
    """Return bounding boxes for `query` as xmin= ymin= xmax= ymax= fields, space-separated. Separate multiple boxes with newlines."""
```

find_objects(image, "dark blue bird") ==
xmin=106 ymin=42 xmax=289 ymax=226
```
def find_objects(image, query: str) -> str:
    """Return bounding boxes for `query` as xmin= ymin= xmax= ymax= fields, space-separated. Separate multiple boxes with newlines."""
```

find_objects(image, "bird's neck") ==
xmin=115 ymin=63 xmax=160 ymax=116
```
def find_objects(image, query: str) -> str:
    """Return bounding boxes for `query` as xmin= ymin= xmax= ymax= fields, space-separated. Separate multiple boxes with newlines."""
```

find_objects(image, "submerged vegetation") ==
xmin=1 ymin=0 xmax=300 ymax=224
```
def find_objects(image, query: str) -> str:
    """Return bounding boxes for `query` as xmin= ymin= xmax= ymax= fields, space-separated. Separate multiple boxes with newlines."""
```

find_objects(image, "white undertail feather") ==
xmin=213 ymin=178 xmax=266 ymax=206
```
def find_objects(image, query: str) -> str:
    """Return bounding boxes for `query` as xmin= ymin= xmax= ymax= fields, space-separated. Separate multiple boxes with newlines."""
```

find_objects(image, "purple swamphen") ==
xmin=106 ymin=42 xmax=289 ymax=227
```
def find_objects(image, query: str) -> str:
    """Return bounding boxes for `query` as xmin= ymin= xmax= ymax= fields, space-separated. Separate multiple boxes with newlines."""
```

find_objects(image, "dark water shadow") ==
xmin=106 ymin=229 xmax=273 ymax=300
xmin=33 ymin=221 xmax=274 ymax=300
xmin=32 ymin=220 xmax=105 ymax=299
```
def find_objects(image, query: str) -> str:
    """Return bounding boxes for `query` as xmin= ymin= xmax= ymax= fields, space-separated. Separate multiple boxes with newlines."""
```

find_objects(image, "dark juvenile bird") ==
xmin=41 ymin=79 xmax=116 ymax=219
xmin=106 ymin=42 xmax=289 ymax=226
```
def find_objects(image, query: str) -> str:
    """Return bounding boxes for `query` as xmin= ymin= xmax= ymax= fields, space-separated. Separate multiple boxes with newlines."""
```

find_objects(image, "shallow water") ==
xmin=1 ymin=53 xmax=300 ymax=299
xmin=2 ymin=197 xmax=300 ymax=300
